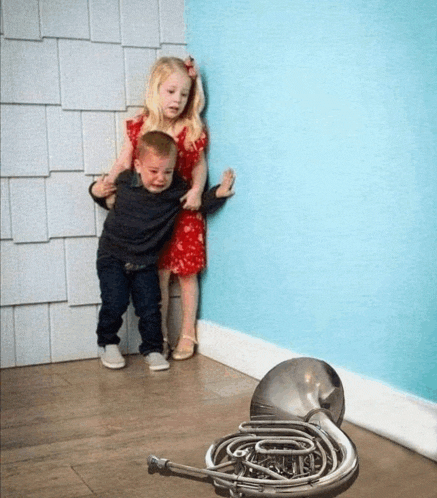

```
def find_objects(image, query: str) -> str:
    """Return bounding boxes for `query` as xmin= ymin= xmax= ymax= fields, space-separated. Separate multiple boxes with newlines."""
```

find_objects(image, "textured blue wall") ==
xmin=185 ymin=0 xmax=437 ymax=402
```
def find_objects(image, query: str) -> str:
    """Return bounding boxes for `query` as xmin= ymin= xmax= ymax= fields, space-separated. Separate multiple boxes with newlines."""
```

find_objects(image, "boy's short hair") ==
xmin=136 ymin=131 xmax=177 ymax=160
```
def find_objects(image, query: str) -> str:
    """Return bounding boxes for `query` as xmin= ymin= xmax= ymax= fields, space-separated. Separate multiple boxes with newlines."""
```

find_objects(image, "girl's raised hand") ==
xmin=216 ymin=169 xmax=236 ymax=198
xmin=91 ymin=175 xmax=116 ymax=198
xmin=180 ymin=187 xmax=203 ymax=210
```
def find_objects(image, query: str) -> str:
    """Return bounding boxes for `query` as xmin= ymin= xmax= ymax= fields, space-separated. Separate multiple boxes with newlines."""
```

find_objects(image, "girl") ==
xmin=100 ymin=56 xmax=208 ymax=361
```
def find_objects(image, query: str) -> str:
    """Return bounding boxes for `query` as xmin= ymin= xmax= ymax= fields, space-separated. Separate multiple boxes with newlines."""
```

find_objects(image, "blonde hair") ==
xmin=141 ymin=57 xmax=205 ymax=145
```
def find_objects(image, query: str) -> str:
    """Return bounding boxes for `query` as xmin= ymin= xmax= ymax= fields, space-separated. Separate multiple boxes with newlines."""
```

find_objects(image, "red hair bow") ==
xmin=184 ymin=56 xmax=197 ymax=80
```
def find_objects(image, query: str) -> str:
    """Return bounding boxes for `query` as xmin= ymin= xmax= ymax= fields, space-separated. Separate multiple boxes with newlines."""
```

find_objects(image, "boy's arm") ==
xmin=199 ymin=169 xmax=235 ymax=215
xmin=89 ymin=177 xmax=113 ymax=210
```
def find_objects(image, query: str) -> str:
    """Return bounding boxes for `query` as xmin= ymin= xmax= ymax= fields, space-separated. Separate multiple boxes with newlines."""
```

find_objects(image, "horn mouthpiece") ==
xmin=147 ymin=455 xmax=169 ymax=470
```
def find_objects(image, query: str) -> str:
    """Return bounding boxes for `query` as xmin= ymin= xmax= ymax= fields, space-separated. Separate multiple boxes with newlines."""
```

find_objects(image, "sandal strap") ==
xmin=178 ymin=334 xmax=198 ymax=344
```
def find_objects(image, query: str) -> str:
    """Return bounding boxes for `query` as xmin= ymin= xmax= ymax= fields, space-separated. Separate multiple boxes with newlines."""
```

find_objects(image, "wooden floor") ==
xmin=1 ymin=354 xmax=436 ymax=498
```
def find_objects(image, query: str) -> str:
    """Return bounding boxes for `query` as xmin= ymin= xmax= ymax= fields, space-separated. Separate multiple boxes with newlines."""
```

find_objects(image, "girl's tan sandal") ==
xmin=172 ymin=335 xmax=197 ymax=361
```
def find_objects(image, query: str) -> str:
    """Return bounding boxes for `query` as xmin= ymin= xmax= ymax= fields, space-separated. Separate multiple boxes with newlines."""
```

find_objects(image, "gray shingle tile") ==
xmin=59 ymin=40 xmax=126 ymax=111
xmin=82 ymin=112 xmax=117 ymax=175
xmin=15 ymin=305 xmax=51 ymax=366
xmin=2 ymin=0 xmax=41 ymax=40
xmin=159 ymin=0 xmax=185 ymax=44
xmin=0 ymin=38 xmax=60 ymax=104
xmin=124 ymin=48 xmax=156 ymax=106
xmin=10 ymin=178 xmax=48 ymax=243
xmin=0 ymin=307 xmax=15 ymax=368
xmin=0 ymin=105 xmax=50 ymax=177
xmin=158 ymin=44 xmax=188 ymax=59
xmin=49 ymin=303 xmax=98 ymax=362
xmin=1 ymin=179 xmax=12 ymax=239
xmin=65 ymin=237 xmax=100 ymax=306
xmin=0 ymin=240 xmax=67 ymax=306
xmin=47 ymin=107 xmax=84 ymax=172
xmin=46 ymin=172 xmax=96 ymax=238
xmin=40 ymin=0 xmax=90 ymax=39
xmin=120 ymin=0 xmax=159 ymax=48
xmin=89 ymin=0 xmax=121 ymax=43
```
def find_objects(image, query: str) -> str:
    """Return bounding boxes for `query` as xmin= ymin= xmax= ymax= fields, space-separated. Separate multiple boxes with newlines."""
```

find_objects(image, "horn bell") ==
xmin=250 ymin=357 xmax=345 ymax=425
xmin=245 ymin=357 xmax=359 ymax=497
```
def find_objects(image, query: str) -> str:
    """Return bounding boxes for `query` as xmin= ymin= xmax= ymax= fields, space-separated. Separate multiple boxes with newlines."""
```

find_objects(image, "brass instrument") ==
xmin=148 ymin=357 xmax=359 ymax=497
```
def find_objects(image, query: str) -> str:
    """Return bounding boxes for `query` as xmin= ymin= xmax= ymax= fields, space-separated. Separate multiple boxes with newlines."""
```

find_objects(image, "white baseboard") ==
xmin=197 ymin=320 xmax=437 ymax=462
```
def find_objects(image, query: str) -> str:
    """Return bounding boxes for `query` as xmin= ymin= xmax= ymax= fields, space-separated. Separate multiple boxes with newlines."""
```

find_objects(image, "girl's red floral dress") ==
xmin=126 ymin=114 xmax=208 ymax=276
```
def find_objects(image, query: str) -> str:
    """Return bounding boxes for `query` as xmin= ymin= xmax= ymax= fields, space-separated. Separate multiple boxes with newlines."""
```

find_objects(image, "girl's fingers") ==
xmin=223 ymin=172 xmax=235 ymax=190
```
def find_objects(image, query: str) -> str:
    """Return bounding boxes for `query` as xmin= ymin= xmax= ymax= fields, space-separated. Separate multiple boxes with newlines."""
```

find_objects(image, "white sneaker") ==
xmin=100 ymin=345 xmax=126 ymax=369
xmin=144 ymin=352 xmax=170 ymax=371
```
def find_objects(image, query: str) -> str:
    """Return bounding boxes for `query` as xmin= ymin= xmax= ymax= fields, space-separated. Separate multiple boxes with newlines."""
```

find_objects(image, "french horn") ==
xmin=148 ymin=357 xmax=359 ymax=497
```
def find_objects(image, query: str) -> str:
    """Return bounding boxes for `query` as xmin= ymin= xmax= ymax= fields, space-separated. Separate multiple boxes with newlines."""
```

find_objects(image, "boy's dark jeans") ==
xmin=96 ymin=252 xmax=163 ymax=356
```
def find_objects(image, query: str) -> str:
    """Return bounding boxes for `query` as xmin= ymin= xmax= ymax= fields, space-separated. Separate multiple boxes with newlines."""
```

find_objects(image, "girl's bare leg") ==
xmin=173 ymin=273 xmax=199 ymax=360
xmin=159 ymin=269 xmax=171 ymax=356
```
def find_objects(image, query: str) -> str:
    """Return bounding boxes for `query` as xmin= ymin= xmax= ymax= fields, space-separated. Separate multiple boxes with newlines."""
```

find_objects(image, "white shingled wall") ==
xmin=1 ymin=0 xmax=187 ymax=367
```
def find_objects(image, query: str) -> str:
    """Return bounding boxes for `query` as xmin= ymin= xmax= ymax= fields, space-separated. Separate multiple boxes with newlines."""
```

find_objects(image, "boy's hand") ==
xmin=92 ymin=175 xmax=116 ymax=198
xmin=180 ymin=187 xmax=202 ymax=210
xmin=216 ymin=169 xmax=236 ymax=198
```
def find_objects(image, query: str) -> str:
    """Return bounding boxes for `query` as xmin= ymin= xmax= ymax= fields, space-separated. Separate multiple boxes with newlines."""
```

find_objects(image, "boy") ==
xmin=90 ymin=131 xmax=234 ymax=371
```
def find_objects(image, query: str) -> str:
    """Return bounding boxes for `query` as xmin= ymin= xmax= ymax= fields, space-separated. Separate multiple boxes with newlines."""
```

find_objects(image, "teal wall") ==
xmin=185 ymin=0 xmax=437 ymax=402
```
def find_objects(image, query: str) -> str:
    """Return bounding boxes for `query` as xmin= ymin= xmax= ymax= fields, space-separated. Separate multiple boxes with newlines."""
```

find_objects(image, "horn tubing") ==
xmin=147 ymin=358 xmax=359 ymax=497
xmin=148 ymin=417 xmax=358 ymax=497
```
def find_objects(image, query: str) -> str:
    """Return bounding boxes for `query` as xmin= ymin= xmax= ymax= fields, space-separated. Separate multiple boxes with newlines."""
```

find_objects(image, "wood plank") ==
xmin=1 ymin=463 xmax=93 ymax=498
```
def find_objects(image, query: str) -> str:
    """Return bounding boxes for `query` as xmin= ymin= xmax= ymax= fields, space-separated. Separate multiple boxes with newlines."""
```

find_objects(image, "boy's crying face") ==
xmin=134 ymin=149 xmax=176 ymax=194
